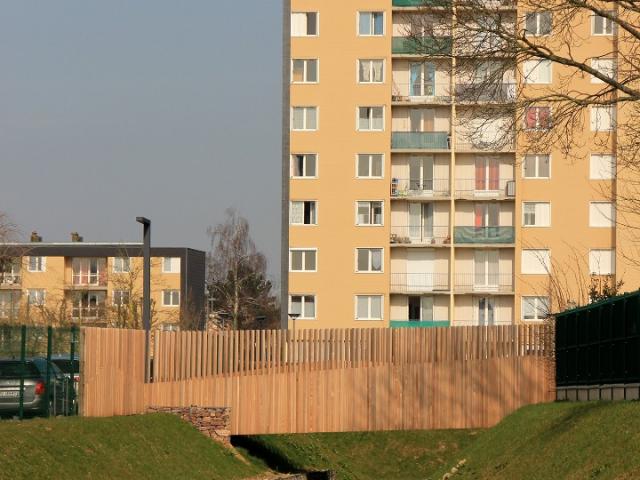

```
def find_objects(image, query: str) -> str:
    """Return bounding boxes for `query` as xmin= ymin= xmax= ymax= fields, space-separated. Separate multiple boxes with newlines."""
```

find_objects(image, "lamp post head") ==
xmin=288 ymin=312 xmax=300 ymax=320
xmin=136 ymin=217 xmax=151 ymax=226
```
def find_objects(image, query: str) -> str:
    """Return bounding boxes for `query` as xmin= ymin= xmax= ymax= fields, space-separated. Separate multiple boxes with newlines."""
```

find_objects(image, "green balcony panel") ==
xmin=392 ymin=132 xmax=450 ymax=150
xmin=390 ymin=320 xmax=451 ymax=328
xmin=392 ymin=36 xmax=452 ymax=55
xmin=454 ymin=226 xmax=515 ymax=244
xmin=393 ymin=0 xmax=452 ymax=6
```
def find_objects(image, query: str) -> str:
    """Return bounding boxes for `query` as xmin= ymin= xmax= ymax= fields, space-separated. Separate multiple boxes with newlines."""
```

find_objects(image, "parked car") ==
xmin=50 ymin=355 xmax=79 ymax=383
xmin=0 ymin=358 xmax=74 ymax=418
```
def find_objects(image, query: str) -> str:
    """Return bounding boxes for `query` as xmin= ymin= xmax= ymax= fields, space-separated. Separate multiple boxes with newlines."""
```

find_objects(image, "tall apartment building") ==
xmin=283 ymin=0 xmax=637 ymax=328
xmin=0 ymin=236 xmax=205 ymax=328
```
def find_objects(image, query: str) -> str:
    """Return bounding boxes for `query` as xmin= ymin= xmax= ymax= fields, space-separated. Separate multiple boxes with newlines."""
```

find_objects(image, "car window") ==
xmin=0 ymin=361 xmax=40 ymax=378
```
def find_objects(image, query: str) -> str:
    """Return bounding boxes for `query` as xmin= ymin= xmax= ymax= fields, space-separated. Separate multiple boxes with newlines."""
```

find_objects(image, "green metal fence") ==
xmin=0 ymin=325 xmax=79 ymax=420
xmin=392 ymin=36 xmax=453 ymax=55
xmin=391 ymin=132 xmax=450 ymax=150
xmin=454 ymin=226 xmax=515 ymax=244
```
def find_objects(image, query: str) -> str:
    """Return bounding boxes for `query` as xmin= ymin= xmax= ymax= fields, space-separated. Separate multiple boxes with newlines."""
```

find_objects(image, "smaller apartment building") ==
xmin=0 ymin=241 xmax=206 ymax=328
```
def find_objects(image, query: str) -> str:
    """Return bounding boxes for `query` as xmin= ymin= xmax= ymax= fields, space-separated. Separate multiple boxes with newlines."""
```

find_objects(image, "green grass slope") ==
xmin=234 ymin=429 xmax=480 ymax=480
xmin=434 ymin=401 xmax=640 ymax=480
xmin=0 ymin=413 xmax=265 ymax=480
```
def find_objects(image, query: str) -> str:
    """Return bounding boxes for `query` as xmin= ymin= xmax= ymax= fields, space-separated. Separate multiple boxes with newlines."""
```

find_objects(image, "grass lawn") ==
xmin=0 ymin=413 xmax=266 ymax=480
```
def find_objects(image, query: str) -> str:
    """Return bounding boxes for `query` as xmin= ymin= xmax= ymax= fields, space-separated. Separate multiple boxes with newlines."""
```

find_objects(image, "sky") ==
xmin=0 ymin=1 xmax=283 ymax=280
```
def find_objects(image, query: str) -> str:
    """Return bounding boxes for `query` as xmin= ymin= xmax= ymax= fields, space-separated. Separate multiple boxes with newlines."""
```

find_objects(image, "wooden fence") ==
xmin=80 ymin=325 xmax=554 ymax=434
xmin=152 ymin=324 xmax=549 ymax=381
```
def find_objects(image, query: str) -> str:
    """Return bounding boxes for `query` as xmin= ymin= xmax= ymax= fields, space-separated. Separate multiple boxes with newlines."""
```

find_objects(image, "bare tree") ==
xmin=207 ymin=209 xmax=279 ymax=330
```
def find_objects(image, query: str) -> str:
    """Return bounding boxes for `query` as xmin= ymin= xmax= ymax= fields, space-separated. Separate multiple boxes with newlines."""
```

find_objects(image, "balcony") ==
xmin=390 ymin=225 xmax=450 ymax=246
xmin=454 ymin=178 xmax=515 ymax=199
xmin=0 ymin=274 xmax=21 ymax=288
xmin=392 ymin=132 xmax=450 ymax=150
xmin=390 ymin=272 xmax=450 ymax=293
xmin=391 ymin=178 xmax=450 ymax=198
xmin=455 ymin=83 xmax=516 ymax=103
xmin=454 ymin=273 xmax=514 ymax=293
xmin=393 ymin=0 xmax=452 ymax=6
xmin=390 ymin=320 xmax=451 ymax=328
xmin=392 ymin=82 xmax=451 ymax=104
xmin=454 ymin=226 xmax=515 ymax=244
xmin=392 ymin=36 xmax=453 ymax=56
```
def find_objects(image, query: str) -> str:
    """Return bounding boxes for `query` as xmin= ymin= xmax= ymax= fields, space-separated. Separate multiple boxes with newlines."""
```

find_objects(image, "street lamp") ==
xmin=136 ymin=216 xmax=151 ymax=382
xmin=288 ymin=312 xmax=300 ymax=336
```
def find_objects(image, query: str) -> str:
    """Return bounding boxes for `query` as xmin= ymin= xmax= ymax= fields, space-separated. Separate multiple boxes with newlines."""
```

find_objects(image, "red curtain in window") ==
xmin=475 ymin=159 xmax=486 ymax=190
xmin=525 ymin=107 xmax=537 ymax=128
xmin=539 ymin=107 xmax=550 ymax=128
xmin=489 ymin=159 xmax=499 ymax=190
xmin=475 ymin=204 xmax=485 ymax=227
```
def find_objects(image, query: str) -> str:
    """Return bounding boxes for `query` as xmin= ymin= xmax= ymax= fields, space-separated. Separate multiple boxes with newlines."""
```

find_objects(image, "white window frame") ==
xmin=522 ymin=202 xmax=551 ymax=227
xmin=289 ymin=294 xmax=316 ymax=320
xmin=523 ymin=59 xmax=552 ymax=84
xmin=289 ymin=248 xmax=318 ymax=272
xmin=357 ymin=11 xmax=385 ymax=37
xmin=291 ymin=12 xmax=319 ymax=37
xmin=524 ymin=106 xmax=552 ymax=130
xmin=162 ymin=257 xmax=181 ymax=273
xmin=592 ymin=12 xmax=615 ymax=36
xmin=589 ymin=154 xmax=616 ymax=180
xmin=291 ymin=106 xmax=318 ymax=131
xmin=589 ymin=249 xmax=616 ymax=275
xmin=357 ymin=59 xmax=385 ymax=84
xmin=356 ymin=106 xmax=384 ymax=132
xmin=590 ymin=106 xmax=616 ymax=132
xmin=522 ymin=154 xmax=551 ymax=179
xmin=355 ymin=295 xmax=384 ymax=320
xmin=162 ymin=289 xmax=181 ymax=307
xmin=355 ymin=248 xmax=384 ymax=273
xmin=589 ymin=202 xmax=616 ymax=227
xmin=355 ymin=201 xmax=384 ymax=226
xmin=521 ymin=249 xmax=551 ymax=275
xmin=291 ymin=58 xmax=319 ymax=84
xmin=522 ymin=296 xmax=550 ymax=321
xmin=27 ymin=289 xmax=46 ymax=306
xmin=524 ymin=12 xmax=552 ymax=36
xmin=290 ymin=153 xmax=318 ymax=179
xmin=112 ymin=257 xmax=131 ymax=273
xmin=590 ymin=58 xmax=616 ymax=84
xmin=27 ymin=256 xmax=46 ymax=273
xmin=356 ymin=154 xmax=384 ymax=178
xmin=289 ymin=200 xmax=318 ymax=226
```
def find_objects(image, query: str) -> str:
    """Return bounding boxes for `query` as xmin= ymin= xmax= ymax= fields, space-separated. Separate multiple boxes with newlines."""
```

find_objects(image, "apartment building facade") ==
xmin=0 ymin=240 xmax=206 ymax=328
xmin=283 ymin=0 xmax=636 ymax=328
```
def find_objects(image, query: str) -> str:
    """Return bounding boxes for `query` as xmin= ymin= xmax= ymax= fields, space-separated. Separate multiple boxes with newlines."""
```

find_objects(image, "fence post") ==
xmin=18 ymin=325 xmax=26 ymax=420
xmin=45 ymin=326 xmax=52 ymax=417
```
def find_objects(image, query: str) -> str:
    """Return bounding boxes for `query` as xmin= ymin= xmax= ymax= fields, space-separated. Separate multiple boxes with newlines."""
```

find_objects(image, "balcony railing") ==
xmin=390 ymin=225 xmax=450 ymax=245
xmin=454 ymin=273 xmax=514 ymax=292
xmin=390 ymin=320 xmax=451 ymax=328
xmin=454 ymin=178 xmax=514 ymax=198
xmin=392 ymin=132 xmax=450 ymax=150
xmin=392 ymin=36 xmax=453 ymax=55
xmin=392 ymin=82 xmax=451 ymax=103
xmin=0 ymin=274 xmax=21 ymax=287
xmin=390 ymin=272 xmax=450 ymax=293
xmin=455 ymin=137 xmax=516 ymax=152
xmin=393 ymin=0 xmax=452 ymax=6
xmin=455 ymin=83 xmax=516 ymax=103
xmin=391 ymin=178 xmax=450 ymax=197
xmin=454 ymin=226 xmax=515 ymax=244
xmin=71 ymin=306 xmax=107 ymax=322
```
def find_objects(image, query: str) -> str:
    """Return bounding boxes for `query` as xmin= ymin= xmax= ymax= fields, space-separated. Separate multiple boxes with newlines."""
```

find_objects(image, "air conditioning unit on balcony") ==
xmin=505 ymin=180 xmax=516 ymax=197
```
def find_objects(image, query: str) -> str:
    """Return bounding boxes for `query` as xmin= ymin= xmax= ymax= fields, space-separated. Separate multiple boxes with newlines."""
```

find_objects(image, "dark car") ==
xmin=0 ymin=358 xmax=74 ymax=418
xmin=50 ymin=355 xmax=79 ymax=383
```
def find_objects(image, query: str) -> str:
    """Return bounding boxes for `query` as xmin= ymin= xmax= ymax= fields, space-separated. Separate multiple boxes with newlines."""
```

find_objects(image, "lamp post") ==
xmin=136 ymin=216 xmax=151 ymax=382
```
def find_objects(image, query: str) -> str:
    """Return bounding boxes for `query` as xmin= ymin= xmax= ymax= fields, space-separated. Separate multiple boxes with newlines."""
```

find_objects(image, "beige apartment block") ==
xmin=0 ymin=239 xmax=205 ymax=328
xmin=283 ymin=0 xmax=637 ymax=329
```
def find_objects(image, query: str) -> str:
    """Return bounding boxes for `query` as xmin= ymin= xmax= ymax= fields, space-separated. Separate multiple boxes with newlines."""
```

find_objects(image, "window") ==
xmin=292 ymin=59 xmax=318 ymax=83
xmin=72 ymin=258 xmax=105 ymax=285
xmin=0 ymin=291 xmax=20 ymax=319
xmin=408 ymin=296 xmax=434 ymax=322
xmin=357 ymin=107 xmax=384 ymax=131
xmin=592 ymin=13 xmax=615 ymax=35
xmin=523 ymin=154 xmax=550 ymax=178
xmin=523 ymin=60 xmax=552 ymax=84
xmin=524 ymin=107 xmax=551 ymax=130
xmin=589 ymin=249 xmax=616 ymax=275
xmin=163 ymin=290 xmax=180 ymax=307
xmin=522 ymin=296 xmax=550 ymax=321
xmin=358 ymin=59 xmax=384 ymax=83
xmin=289 ymin=249 xmax=317 ymax=272
xmin=591 ymin=106 xmax=616 ymax=131
xmin=356 ymin=201 xmax=383 ymax=225
xmin=357 ymin=154 xmax=383 ymax=178
xmin=27 ymin=256 xmax=45 ymax=272
xmin=292 ymin=107 xmax=318 ymax=131
xmin=27 ymin=289 xmax=46 ymax=306
xmin=355 ymin=295 xmax=383 ymax=320
xmin=356 ymin=248 xmax=383 ymax=273
xmin=522 ymin=249 xmax=551 ymax=274
xmin=523 ymin=202 xmax=551 ymax=227
xmin=591 ymin=58 xmax=616 ymax=83
xmin=358 ymin=12 xmax=384 ymax=36
xmin=590 ymin=154 xmax=616 ymax=180
xmin=113 ymin=290 xmax=130 ymax=306
xmin=72 ymin=291 xmax=105 ymax=320
xmin=291 ymin=154 xmax=317 ymax=178
xmin=113 ymin=257 xmax=130 ymax=273
xmin=589 ymin=202 xmax=616 ymax=227
xmin=290 ymin=201 xmax=317 ymax=225
xmin=289 ymin=295 xmax=316 ymax=319
xmin=291 ymin=12 xmax=318 ymax=37
xmin=525 ymin=12 xmax=552 ymax=35
xmin=163 ymin=257 xmax=180 ymax=273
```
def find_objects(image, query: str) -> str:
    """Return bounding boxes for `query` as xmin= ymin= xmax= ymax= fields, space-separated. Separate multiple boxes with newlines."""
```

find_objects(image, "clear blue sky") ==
xmin=0 ymin=1 xmax=283 ymax=279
